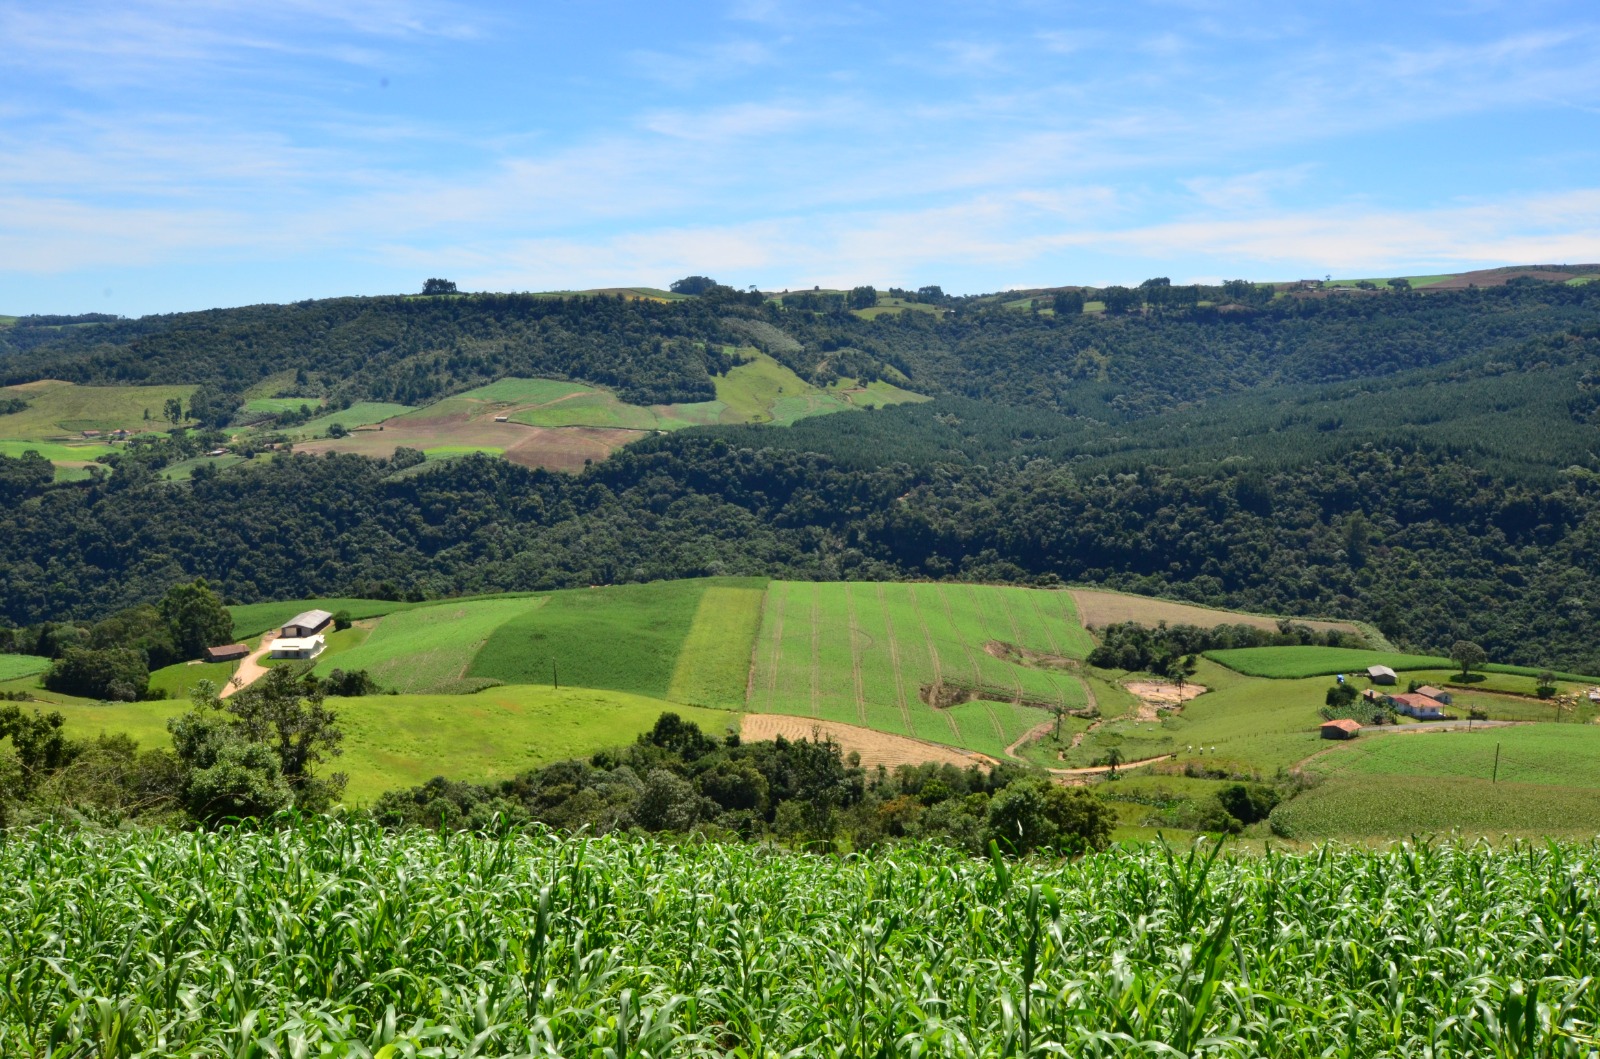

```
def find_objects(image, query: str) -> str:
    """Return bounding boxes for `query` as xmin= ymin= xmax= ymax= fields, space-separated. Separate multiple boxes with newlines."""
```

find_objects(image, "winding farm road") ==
xmin=220 ymin=633 xmax=275 ymax=699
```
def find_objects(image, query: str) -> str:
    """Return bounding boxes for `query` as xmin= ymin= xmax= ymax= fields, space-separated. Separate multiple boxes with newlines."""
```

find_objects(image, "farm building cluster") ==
xmin=1320 ymin=668 xmax=1458 ymax=738
xmin=268 ymin=608 xmax=333 ymax=660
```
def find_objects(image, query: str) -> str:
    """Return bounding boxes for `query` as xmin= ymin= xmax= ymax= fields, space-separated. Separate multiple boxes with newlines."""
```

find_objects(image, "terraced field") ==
xmin=748 ymin=581 xmax=1094 ymax=760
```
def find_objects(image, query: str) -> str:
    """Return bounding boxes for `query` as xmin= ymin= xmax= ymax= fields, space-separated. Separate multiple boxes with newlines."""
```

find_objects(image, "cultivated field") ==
xmin=470 ymin=578 xmax=767 ymax=700
xmin=741 ymin=712 xmax=997 ymax=769
xmin=748 ymin=581 xmax=1094 ymax=760
xmin=1270 ymin=775 xmax=1600 ymax=838
xmin=1311 ymin=723 xmax=1600 ymax=788
xmin=1207 ymin=644 xmax=1600 ymax=682
xmin=665 ymin=583 xmax=768 ymax=708
xmin=311 ymin=596 xmax=547 ymax=694
xmin=257 ymin=358 xmax=923 ymax=471
xmin=228 ymin=596 xmax=427 ymax=637
xmin=5 ymin=826 xmax=1596 ymax=1056
xmin=1070 ymin=588 xmax=1362 ymax=635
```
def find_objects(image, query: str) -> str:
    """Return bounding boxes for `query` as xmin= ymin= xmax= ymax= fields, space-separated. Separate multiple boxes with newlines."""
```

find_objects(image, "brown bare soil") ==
xmin=741 ymin=713 xmax=998 ymax=771
xmin=1423 ymin=265 xmax=1599 ymax=289
xmin=1124 ymin=680 xmax=1207 ymax=721
xmin=1069 ymin=589 xmax=1361 ymax=636
xmin=296 ymin=415 xmax=637 ymax=472
xmin=984 ymin=640 xmax=1078 ymax=671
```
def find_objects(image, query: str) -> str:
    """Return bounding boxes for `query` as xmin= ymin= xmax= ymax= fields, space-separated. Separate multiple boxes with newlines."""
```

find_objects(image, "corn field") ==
xmin=1 ymin=821 xmax=1597 ymax=1058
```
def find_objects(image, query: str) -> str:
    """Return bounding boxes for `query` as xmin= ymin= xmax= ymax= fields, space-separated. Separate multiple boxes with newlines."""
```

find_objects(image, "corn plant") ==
xmin=0 ymin=821 xmax=1596 ymax=1057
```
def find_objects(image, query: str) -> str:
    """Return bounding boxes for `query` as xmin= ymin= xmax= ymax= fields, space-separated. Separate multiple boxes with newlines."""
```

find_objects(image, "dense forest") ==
xmin=2 ymin=279 xmax=1598 ymax=671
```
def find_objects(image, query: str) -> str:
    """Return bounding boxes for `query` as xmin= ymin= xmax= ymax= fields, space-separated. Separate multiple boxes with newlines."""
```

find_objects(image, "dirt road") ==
xmin=220 ymin=633 xmax=275 ymax=699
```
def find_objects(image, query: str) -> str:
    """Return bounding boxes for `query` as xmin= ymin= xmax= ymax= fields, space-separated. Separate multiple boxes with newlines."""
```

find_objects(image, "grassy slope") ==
xmin=0 ymin=380 xmax=197 ymax=438
xmin=665 ymin=583 xmax=768 ymax=708
xmin=469 ymin=579 xmax=765 ymax=698
xmin=288 ymin=403 xmax=413 ymax=438
xmin=1309 ymin=723 xmax=1600 ymax=788
xmin=1270 ymin=775 xmax=1600 ymax=839
xmin=748 ymin=581 xmax=1093 ymax=760
xmin=48 ymin=687 xmax=732 ymax=803
xmin=1208 ymin=645 xmax=1600 ymax=682
xmin=0 ymin=655 xmax=50 ymax=681
xmin=311 ymin=597 xmax=546 ymax=693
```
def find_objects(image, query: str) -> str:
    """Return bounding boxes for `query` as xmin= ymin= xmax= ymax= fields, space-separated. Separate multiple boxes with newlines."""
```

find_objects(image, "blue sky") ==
xmin=2 ymin=0 xmax=1598 ymax=315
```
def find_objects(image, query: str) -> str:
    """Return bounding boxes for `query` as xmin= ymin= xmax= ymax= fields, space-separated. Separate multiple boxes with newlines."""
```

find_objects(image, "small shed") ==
xmin=203 ymin=643 xmax=249 ymax=663
xmin=281 ymin=609 xmax=333 ymax=638
xmin=1367 ymin=664 xmax=1398 ymax=685
xmin=269 ymin=634 xmax=326 ymax=660
xmin=494 ymin=415 xmax=509 ymax=423
xmin=1320 ymin=718 xmax=1361 ymax=739
xmin=1413 ymin=685 xmax=1452 ymax=705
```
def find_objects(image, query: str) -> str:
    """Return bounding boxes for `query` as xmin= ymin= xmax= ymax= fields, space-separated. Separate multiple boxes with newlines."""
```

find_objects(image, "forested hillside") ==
xmin=3 ymin=278 xmax=1598 ymax=670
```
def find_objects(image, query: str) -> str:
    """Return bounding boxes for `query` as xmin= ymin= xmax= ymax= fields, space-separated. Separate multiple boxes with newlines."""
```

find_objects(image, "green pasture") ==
xmin=748 ymin=581 xmax=1094 ymax=760
xmin=714 ymin=352 xmax=836 ymax=424
xmin=0 ymin=380 xmax=197 ymax=438
xmin=312 ymin=596 xmax=546 ymax=693
xmin=47 ymin=686 xmax=732 ymax=803
xmin=0 ymin=438 xmax=105 ymax=479
xmin=827 ymin=378 xmax=931 ymax=410
xmin=0 ymin=655 xmax=50 ymax=681
xmin=1311 ymin=723 xmax=1600 ymax=789
xmin=470 ymin=578 xmax=764 ymax=699
xmin=1270 ymin=774 xmax=1600 ymax=839
xmin=161 ymin=454 xmax=245 ymax=480
xmin=291 ymin=402 xmax=413 ymax=437
xmin=423 ymin=444 xmax=503 ymax=459
xmin=148 ymin=658 xmax=246 ymax=700
xmin=228 ymin=597 xmax=425 ymax=637
xmin=665 ymin=583 xmax=768 ymax=708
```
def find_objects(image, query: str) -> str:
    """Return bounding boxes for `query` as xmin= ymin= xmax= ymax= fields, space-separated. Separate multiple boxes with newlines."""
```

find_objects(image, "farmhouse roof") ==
xmin=1392 ymin=693 xmax=1442 ymax=710
xmin=1413 ymin=686 xmax=1447 ymax=700
xmin=203 ymin=643 xmax=249 ymax=662
xmin=1321 ymin=718 xmax=1362 ymax=733
xmin=1367 ymin=665 xmax=1397 ymax=678
xmin=284 ymin=609 xmax=332 ymax=630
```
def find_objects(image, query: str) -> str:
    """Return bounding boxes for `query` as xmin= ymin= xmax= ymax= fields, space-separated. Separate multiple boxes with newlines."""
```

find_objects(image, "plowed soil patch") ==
xmin=741 ymin=713 xmax=997 ymax=770
xmin=1070 ymin=589 xmax=1360 ymax=636
xmin=296 ymin=416 xmax=637 ymax=472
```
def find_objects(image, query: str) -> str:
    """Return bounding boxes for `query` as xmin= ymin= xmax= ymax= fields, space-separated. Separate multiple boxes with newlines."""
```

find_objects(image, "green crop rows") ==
xmin=1271 ymin=775 xmax=1600 ymax=839
xmin=749 ymin=582 xmax=1093 ymax=758
xmin=3 ymin=823 xmax=1598 ymax=1056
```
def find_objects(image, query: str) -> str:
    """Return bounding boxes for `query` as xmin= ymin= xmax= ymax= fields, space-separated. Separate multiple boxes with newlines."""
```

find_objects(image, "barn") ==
xmin=281 ymin=609 xmax=333 ymax=638
xmin=1366 ymin=665 xmax=1398 ymax=686
xmin=203 ymin=643 xmax=249 ymax=663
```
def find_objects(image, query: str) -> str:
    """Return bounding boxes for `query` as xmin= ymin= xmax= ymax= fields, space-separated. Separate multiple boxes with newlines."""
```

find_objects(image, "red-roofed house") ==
xmin=1390 ymin=693 xmax=1448 ymax=720
xmin=1320 ymin=718 xmax=1362 ymax=739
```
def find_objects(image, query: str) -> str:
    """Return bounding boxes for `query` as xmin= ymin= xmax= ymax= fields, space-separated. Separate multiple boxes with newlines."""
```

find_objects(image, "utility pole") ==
xmin=1492 ymin=742 xmax=1500 ymax=784
xmin=552 ymin=659 xmax=559 ymax=690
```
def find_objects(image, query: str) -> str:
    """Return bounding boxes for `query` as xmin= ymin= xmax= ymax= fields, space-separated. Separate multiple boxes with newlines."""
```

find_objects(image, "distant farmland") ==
xmin=1070 ymin=589 xmax=1362 ymax=636
xmin=748 ymin=582 xmax=1093 ymax=760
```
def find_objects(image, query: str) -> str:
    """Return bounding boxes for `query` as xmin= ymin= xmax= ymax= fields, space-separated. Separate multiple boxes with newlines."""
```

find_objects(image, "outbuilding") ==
xmin=1367 ymin=665 xmax=1398 ymax=685
xmin=203 ymin=643 xmax=249 ymax=663
xmin=1413 ymin=685 xmax=1453 ymax=705
xmin=1320 ymin=718 xmax=1361 ymax=739
xmin=281 ymin=609 xmax=333 ymax=638
xmin=269 ymin=634 xmax=326 ymax=660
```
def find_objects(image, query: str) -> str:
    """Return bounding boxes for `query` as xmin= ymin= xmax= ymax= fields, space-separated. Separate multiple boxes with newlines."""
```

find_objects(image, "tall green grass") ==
xmin=2 ymin=824 xmax=1597 ymax=1056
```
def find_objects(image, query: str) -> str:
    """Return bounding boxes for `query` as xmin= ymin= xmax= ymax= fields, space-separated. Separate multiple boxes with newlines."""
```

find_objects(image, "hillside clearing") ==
xmin=0 ymin=380 xmax=197 ymax=438
xmin=665 ymin=583 xmax=768 ymax=708
xmin=1270 ymin=774 xmax=1600 ymax=838
xmin=1309 ymin=723 xmax=1600 ymax=788
xmin=1070 ymin=588 xmax=1362 ymax=636
xmin=312 ymin=596 xmax=548 ymax=693
xmin=0 ymin=655 xmax=50 ymax=681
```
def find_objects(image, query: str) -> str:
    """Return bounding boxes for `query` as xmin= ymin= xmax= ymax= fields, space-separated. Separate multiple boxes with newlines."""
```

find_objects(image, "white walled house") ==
xmin=270 ymin=634 xmax=326 ymax=660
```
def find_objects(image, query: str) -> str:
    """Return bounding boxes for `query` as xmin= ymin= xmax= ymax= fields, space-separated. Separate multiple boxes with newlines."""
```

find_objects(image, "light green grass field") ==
xmin=0 ymin=380 xmax=197 ymax=438
xmin=148 ymin=659 xmax=244 ymax=699
xmin=748 ymin=581 xmax=1094 ymax=759
xmin=826 ymin=378 xmax=932 ymax=410
xmin=161 ymin=454 xmax=246 ymax=480
xmin=1270 ymin=774 xmax=1600 ymax=839
xmin=47 ymin=686 xmax=732 ymax=803
xmin=0 ymin=655 xmax=50 ymax=681
xmin=1310 ymin=724 xmax=1600 ymax=788
xmin=665 ymin=583 xmax=768 ymax=708
xmin=311 ymin=597 xmax=546 ymax=693
xmin=715 ymin=352 xmax=839 ymax=424
xmin=469 ymin=579 xmax=763 ymax=698
xmin=0 ymin=438 xmax=105 ymax=479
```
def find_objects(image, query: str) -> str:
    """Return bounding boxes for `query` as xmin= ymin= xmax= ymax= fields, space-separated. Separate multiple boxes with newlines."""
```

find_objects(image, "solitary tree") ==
xmin=421 ymin=278 xmax=458 ymax=295
xmin=163 ymin=397 xmax=184 ymax=425
xmin=159 ymin=579 xmax=234 ymax=660
xmin=1450 ymin=640 xmax=1487 ymax=679
xmin=669 ymin=275 xmax=718 ymax=296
